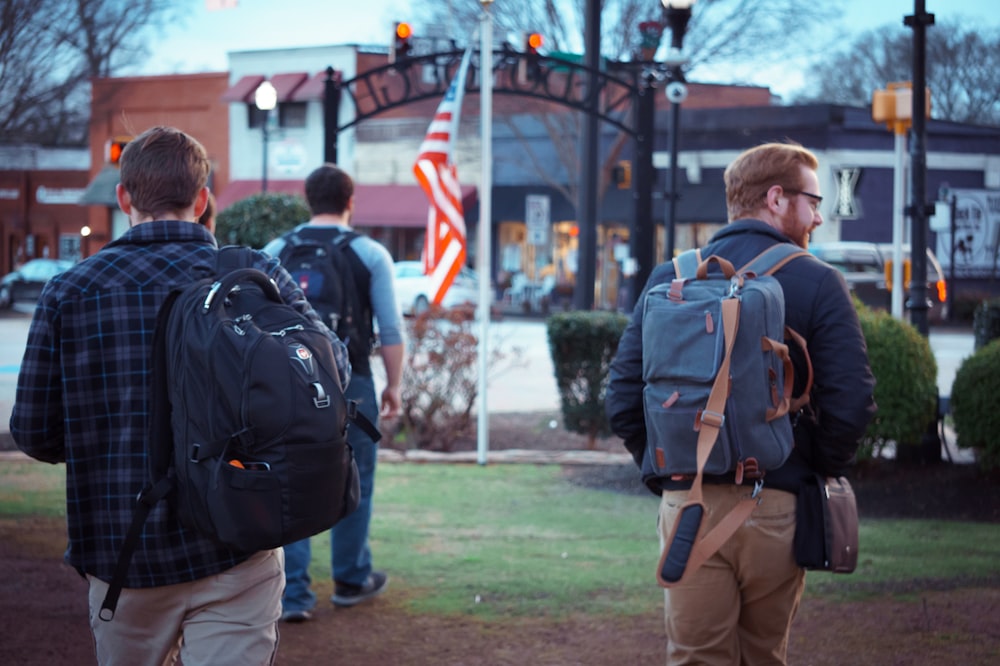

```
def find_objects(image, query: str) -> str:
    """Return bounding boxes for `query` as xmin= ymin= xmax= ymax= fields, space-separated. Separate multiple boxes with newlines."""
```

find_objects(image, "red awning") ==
xmin=290 ymin=71 xmax=332 ymax=102
xmin=270 ymin=72 xmax=308 ymax=102
xmin=353 ymin=185 xmax=477 ymax=228
xmin=216 ymin=180 xmax=477 ymax=230
xmin=221 ymin=74 xmax=265 ymax=103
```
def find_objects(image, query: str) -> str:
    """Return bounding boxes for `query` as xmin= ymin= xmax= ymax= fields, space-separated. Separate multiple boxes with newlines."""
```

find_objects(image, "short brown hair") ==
xmin=119 ymin=126 xmax=211 ymax=219
xmin=304 ymin=164 xmax=353 ymax=216
xmin=724 ymin=142 xmax=819 ymax=221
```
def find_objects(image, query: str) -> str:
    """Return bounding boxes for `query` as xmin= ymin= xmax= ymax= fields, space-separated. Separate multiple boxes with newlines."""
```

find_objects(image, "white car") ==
xmin=393 ymin=261 xmax=481 ymax=316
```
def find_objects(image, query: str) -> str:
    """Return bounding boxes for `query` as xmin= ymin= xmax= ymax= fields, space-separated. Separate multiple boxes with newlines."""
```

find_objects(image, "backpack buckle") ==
xmin=695 ymin=409 xmax=725 ymax=431
xmin=311 ymin=381 xmax=331 ymax=409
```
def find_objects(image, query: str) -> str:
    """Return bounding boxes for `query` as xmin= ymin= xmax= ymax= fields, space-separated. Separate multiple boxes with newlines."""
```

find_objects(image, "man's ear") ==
xmin=115 ymin=183 xmax=132 ymax=216
xmin=192 ymin=187 xmax=209 ymax=220
xmin=765 ymin=185 xmax=785 ymax=213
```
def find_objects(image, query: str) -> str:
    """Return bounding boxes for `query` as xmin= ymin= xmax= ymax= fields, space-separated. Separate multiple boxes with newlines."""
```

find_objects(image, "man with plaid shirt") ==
xmin=10 ymin=126 xmax=350 ymax=666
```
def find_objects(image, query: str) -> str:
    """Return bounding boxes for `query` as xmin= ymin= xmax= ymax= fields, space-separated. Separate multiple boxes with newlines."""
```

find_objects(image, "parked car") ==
xmin=808 ymin=241 xmax=947 ymax=322
xmin=392 ymin=261 xmax=482 ymax=316
xmin=0 ymin=258 xmax=75 ymax=310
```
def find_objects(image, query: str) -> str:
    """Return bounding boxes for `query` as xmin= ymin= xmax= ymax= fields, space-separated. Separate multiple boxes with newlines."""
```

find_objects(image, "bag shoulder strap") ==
xmin=218 ymin=245 xmax=257 ymax=272
xmin=738 ymin=243 xmax=809 ymax=277
xmin=672 ymin=248 xmax=703 ymax=279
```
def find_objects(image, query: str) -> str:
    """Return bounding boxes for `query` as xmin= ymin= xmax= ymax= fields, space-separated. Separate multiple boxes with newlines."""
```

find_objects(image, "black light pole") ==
xmin=630 ymin=71 xmax=656 ymax=308
xmin=662 ymin=0 xmax=695 ymax=262
xmin=905 ymin=0 xmax=934 ymax=337
xmin=575 ymin=0 xmax=601 ymax=310
xmin=323 ymin=67 xmax=342 ymax=164
xmin=254 ymin=80 xmax=277 ymax=193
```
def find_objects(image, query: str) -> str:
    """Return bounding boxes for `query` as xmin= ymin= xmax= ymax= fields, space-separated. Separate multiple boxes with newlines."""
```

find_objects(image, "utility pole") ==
xmin=905 ymin=0 xmax=935 ymax=337
xmin=575 ymin=0 xmax=600 ymax=310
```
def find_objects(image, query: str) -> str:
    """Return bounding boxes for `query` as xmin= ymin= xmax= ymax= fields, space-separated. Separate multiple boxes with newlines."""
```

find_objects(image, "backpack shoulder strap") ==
xmin=332 ymin=229 xmax=358 ymax=246
xmin=218 ymin=245 xmax=257 ymax=273
xmin=739 ymin=243 xmax=809 ymax=277
xmin=672 ymin=248 xmax=703 ymax=279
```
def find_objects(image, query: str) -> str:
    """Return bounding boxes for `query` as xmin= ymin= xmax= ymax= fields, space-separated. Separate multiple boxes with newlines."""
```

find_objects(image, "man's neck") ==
xmin=309 ymin=213 xmax=348 ymax=226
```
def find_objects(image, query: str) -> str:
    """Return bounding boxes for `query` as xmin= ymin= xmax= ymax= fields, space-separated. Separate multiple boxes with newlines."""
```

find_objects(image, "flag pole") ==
xmin=476 ymin=1 xmax=494 ymax=465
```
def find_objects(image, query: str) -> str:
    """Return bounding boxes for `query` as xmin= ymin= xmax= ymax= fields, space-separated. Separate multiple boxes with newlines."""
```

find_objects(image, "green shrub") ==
xmin=857 ymin=308 xmax=938 ymax=459
xmin=972 ymin=298 xmax=1000 ymax=350
xmin=215 ymin=192 xmax=309 ymax=248
xmin=951 ymin=338 xmax=1000 ymax=472
xmin=546 ymin=311 xmax=629 ymax=450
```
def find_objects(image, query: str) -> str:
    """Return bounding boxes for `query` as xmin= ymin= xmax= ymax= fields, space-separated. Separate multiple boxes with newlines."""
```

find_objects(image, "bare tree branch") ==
xmin=0 ymin=0 xmax=182 ymax=145
xmin=795 ymin=20 xmax=1000 ymax=126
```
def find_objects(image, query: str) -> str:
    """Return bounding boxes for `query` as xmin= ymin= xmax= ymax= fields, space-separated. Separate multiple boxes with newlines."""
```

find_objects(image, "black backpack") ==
xmin=278 ymin=227 xmax=374 ymax=375
xmin=100 ymin=246 xmax=379 ymax=621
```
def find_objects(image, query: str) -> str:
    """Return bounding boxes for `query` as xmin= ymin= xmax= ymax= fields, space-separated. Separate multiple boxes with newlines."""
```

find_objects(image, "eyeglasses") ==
xmin=784 ymin=189 xmax=823 ymax=212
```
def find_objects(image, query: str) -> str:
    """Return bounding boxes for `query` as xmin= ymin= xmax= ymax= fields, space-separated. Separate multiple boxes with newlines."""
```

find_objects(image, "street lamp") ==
xmin=661 ymin=0 xmax=695 ymax=261
xmin=254 ymin=80 xmax=277 ymax=193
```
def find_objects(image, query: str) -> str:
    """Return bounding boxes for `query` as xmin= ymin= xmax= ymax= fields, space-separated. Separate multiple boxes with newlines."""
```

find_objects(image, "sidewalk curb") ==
xmin=0 ymin=448 xmax=634 ymax=466
xmin=378 ymin=448 xmax=632 ymax=466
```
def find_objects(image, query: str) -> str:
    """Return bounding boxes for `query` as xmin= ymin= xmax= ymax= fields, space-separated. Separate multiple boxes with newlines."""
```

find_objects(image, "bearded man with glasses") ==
xmin=606 ymin=141 xmax=876 ymax=665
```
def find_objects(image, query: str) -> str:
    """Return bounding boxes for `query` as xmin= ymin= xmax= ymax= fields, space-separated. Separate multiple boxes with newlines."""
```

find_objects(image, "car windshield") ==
xmin=810 ymin=247 xmax=882 ymax=274
xmin=18 ymin=260 xmax=70 ymax=281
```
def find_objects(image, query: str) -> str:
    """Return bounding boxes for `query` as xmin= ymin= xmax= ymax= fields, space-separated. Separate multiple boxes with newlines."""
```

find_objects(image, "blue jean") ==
xmin=282 ymin=373 xmax=379 ymax=613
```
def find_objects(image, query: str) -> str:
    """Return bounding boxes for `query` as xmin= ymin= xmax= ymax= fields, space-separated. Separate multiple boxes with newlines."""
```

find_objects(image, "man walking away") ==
xmin=606 ymin=141 xmax=876 ymax=664
xmin=264 ymin=163 xmax=405 ymax=622
xmin=10 ymin=126 xmax=351 ymax=665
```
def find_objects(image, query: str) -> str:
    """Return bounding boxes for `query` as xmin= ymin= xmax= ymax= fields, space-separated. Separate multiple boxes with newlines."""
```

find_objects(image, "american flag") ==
xmin=413 ymin=48 xmax=473 ymax=306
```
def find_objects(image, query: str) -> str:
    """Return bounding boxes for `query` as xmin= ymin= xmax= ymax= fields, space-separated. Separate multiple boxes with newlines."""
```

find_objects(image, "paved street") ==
xmin=0 ymin=308 xmax=977 ymax=437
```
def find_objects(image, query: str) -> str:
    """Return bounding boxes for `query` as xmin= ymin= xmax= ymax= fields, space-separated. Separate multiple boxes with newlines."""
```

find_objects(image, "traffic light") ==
xmin=518 ymin=32 xmax=544 ymax=83
xmin=525 ymin=32 xmax=543 ymax=55
xmin=389 ymin=21 xmax=413 ymax=64
xmin=105 ymin=135 xmax=132 ymax=166
xmin=613 ymin=161 xmax=632 ymax=189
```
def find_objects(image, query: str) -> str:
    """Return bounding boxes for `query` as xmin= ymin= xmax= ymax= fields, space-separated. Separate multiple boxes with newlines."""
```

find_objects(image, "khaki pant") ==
xmin=87 ymin=548 xmax=284 ymax=666
xmin=658 ymin=485 xmax=805 ymax=665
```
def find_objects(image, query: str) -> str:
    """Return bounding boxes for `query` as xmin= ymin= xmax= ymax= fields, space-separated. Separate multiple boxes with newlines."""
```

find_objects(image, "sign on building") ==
xmin=525 ymin=194 xmax=550 ymax=246
xmin=934 ymin=188 xmax=1000 ymax=278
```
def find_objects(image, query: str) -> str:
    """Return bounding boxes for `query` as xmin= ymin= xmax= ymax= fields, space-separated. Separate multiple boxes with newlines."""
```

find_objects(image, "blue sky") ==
xmin=134 ymin=0 xmax=998 ymax=99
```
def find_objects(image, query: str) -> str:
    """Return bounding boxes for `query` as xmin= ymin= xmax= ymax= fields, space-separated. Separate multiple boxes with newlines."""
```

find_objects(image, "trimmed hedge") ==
xmin=973 ymin=298 xmax=1000 ymax=350
xmin=215 ymin=192 xmax=309 ymax=249
xmin=547 ymin=311 xmax=629 ymax=450
xmin=951 ymin=338 xmax=1000 ymax=472
xmin=857 ymin=307 xmax=938 ymax=459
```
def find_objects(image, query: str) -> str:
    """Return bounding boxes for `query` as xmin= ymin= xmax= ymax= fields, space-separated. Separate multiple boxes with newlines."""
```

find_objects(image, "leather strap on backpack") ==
xmin=657 ymin=243 xmax=810 ymax=588
xmin=658 ymin=296 xmax=760 ymax=586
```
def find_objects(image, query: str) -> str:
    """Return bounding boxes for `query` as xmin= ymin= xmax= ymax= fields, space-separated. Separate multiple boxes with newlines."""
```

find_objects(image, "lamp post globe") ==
xmin=254 ymin=80 xmax=277 ymax=193
xmin=660 ymin=0 xmax=695 ymax=261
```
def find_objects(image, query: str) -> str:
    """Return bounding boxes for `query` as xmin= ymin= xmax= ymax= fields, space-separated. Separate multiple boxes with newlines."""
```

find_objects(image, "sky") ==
xmin=133 ymin=0 xmax=998 ymax=100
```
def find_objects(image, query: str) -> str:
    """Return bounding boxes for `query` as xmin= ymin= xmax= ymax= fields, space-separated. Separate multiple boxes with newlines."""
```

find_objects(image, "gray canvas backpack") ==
xmin=641 ymin=243 xmax=813 ymax=586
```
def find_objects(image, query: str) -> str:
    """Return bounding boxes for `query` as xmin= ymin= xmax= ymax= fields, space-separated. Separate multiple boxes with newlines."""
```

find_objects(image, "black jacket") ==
xmin=605 ymin=220 xmax=877 ymax=495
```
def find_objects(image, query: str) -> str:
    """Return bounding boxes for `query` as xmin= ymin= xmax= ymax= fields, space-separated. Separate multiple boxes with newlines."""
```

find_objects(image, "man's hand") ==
xmin=380 ymin=386 xmax=402 ymax=418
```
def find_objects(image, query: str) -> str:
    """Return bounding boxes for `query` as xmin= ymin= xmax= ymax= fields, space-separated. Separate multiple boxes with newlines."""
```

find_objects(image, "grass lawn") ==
xmin=2 ymin=458 xmax=998 ymax=618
